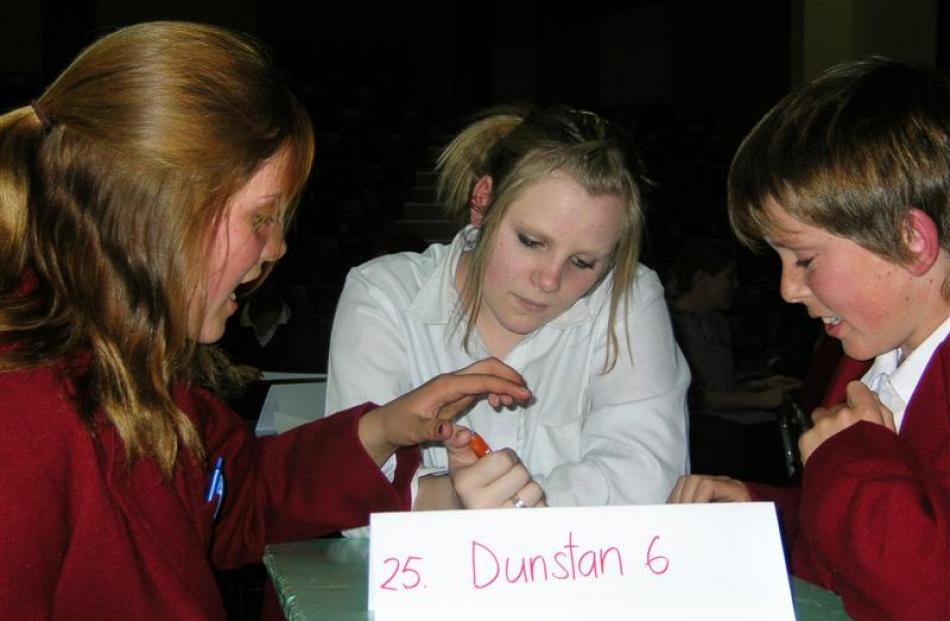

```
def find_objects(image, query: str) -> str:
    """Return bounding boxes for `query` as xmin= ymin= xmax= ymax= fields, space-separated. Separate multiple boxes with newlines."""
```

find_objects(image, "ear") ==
xmin=902 ymin=208 xmax=940 ymax=276
xmin=469 ymin=175 xmax=493 ymax=227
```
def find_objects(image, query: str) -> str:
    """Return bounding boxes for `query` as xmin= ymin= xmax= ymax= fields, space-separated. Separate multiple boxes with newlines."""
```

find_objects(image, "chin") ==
xmin=502 ymin=319 xmax=543 ymax=336
xmin=840 ymin=341 xmax=880 ymax=362
xmin=197 ymin=323 xmax=227 ymax=345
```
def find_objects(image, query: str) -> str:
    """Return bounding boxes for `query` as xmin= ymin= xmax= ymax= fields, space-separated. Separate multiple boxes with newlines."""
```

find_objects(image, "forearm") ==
xmin=699 ymin=388 xmax=775 ymax=411
xmin=212 ymin=403 xmax=417 ymax=565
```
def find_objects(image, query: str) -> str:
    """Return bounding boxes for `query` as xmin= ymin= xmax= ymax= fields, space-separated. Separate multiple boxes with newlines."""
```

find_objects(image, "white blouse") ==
xmin=325 ymin=228 xmax=690 ymax=506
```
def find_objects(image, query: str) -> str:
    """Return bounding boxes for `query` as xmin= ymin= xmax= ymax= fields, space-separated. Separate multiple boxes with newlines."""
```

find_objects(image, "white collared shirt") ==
xmin=325 ymin=227 xmax=691 ymax=506
xmin=861 ymin=316 xmax=950 ymax=430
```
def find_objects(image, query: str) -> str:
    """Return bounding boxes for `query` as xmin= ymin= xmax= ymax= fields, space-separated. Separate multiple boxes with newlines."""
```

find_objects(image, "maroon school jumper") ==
xmin=748 ymin=336 xmax=950 ymax=620
xmin=0 ymin=354 xmax=419 ymax=620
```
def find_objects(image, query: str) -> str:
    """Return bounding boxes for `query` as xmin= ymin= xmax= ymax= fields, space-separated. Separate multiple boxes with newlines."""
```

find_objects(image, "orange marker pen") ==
xmin=468 ymin=432 xmax=492 ymax=458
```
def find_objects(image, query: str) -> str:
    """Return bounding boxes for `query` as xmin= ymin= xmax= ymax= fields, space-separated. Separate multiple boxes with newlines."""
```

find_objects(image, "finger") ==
xmin=670 ymin=475 xmax=704 ymax=503
xmin=431 ymin=374 xmax=532 ymax=410
xmin=456 ymin=450 xmax=528 ymax=507
xmin=845 ymin=381 xmax=877 ymax=409
xmin=486 ymin=463 xmax=531 ymax=506
xmin=667 ymin=476 xmax=688 ymax=503
xmin=810 ymin=403 xmax=844 ymax=424
xmin=844 ymin=382 xmax=896 ymax=430
xmin=681 ymin=475 xmax=708 ymax=502
xmin=444 ymin=426 xmax=475 ymax=449
xmin=669 ymin=475 xmax=746 ymax=503
xmin=509 ymin=480 xmax=545 ymax=508
xmin=445 ymin=427 xmax=480 ymax=471
xmin=879 ymin=403 xmax=897 ymax=432
xmin=455 ymin=358 xmax=529 ymax=393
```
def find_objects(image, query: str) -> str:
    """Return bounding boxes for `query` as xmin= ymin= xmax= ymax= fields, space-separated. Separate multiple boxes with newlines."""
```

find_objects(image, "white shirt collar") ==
xmin=407 ymin=226 xmax=595 ymax=329
xmin=861 ymin=316 xmax=950 ymax=430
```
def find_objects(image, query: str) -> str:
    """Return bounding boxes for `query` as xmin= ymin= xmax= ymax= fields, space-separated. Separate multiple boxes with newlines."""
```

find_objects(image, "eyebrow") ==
xmin=523 ymin=231 xmax=610 ymax=259
xmin=513 ymin=222 xmax=615 ymax=259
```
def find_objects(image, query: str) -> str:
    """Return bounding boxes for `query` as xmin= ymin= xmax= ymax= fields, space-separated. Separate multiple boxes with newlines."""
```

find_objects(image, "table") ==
xmin=264 ymin=538 xmax=851 ymax=620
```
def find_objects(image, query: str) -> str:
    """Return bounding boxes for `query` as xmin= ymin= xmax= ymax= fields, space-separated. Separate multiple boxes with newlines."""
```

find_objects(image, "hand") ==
xmin=753 ymin=386 xmax=787 ymax=410
xmin=667 ymin=474 xmax=752 ymax=503
xmin=799 ymin=381 xmax=896 ymax=465
xmin=358 ymin=358 xmax=532 ymax=465
xmin=768 ymin=374 xmax=804 ymax=390
xmin=445 ymin=427 xmax=546 ymax=509
xmin=739 ymin=374 xmax=802 ymax=392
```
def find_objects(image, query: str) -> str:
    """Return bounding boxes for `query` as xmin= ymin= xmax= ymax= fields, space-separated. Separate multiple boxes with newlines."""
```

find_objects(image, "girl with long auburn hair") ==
xmin=0 ymin=21 xmax=530 ymax=619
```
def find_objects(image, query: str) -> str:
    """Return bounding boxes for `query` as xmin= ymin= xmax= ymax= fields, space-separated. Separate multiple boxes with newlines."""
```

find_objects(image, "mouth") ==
xmin=514 ymin=294 xmax=549 ymax=313
xmin=820 ymin=316 xmax=841 ymax=326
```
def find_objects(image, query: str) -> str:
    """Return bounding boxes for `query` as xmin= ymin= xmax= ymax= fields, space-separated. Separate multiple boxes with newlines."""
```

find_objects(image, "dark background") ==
xmin=1 ymin=0 xmax=946 ymax=372
xmin=3 ymin=3 xmax=944 ymax=616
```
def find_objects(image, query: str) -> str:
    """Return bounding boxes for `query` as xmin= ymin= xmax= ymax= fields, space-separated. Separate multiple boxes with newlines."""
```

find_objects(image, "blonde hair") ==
xmin=0 ymin=22 xmax=314 ymax=477
xmin=437 ymin=105 xmax=644 ymax=371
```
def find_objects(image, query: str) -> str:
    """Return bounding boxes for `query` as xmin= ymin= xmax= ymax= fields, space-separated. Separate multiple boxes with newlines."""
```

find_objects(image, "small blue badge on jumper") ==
xmin=205 ymin=456 xmax=225 ymax=520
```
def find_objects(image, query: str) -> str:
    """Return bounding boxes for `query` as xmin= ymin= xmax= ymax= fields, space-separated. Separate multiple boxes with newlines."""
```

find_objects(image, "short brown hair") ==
xmin=728 ymin=57 xmax=950 ymax=267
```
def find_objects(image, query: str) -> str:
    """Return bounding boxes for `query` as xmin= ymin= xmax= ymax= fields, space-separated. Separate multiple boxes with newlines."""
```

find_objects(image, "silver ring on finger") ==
xmin=511 ymin=494 xmax=527 ymax=509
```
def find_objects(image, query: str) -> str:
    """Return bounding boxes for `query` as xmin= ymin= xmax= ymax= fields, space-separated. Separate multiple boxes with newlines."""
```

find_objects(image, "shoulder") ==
xmin=588 ymin=263 xmax=665 ymax=312
xmin=342 ymin=241 xmax=451 ymax=304
xmin=929 ymin=333 xmax=950 ymax=382
xmin=936 ymin=333 xmax=950 ymax=362
xmin=0 ymin=361 xmax=89 ymax=470
xmin=171 ymin=383 xmax=245 ymax=444
xmin=1 ymin=361 xmax=80 ymax=425
xmin=631 ymin=264 xmax=665 ymax=299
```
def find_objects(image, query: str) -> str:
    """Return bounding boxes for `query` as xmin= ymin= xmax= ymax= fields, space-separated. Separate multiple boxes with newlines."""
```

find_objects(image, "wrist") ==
xmin=357 ymin=406 xmax=398 ymax=466
xmin=414 ymin=473 xmax=462 ymax=511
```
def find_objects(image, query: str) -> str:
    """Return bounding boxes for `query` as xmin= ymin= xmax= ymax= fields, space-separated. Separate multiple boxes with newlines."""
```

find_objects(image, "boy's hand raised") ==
xmin=799 ymin=381 xmax=896 ymax=464
xmin=358 ymin=358 xmax=532 ymax=465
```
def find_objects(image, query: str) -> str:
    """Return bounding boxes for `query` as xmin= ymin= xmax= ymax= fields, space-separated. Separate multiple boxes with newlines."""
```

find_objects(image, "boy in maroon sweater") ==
xmin=668 ymin=57 xmax=950 ymax=620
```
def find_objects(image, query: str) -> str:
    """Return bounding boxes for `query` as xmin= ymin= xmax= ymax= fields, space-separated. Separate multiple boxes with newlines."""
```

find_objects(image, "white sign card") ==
xmin=369 ymin=503 xmax=794 ymax=621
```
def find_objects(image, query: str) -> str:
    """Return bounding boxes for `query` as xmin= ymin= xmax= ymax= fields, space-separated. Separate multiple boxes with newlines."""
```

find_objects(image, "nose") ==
xmin=778 ymin=262 xmax=808 ymax=304
xmin=533 ymin=260 xmax=563 ymax=294
xmin=262 ymin=228 xmax=287 ymax=263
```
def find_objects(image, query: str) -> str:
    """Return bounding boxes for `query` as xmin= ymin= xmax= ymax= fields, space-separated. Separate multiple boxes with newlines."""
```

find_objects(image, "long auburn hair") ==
xmin=0 ymin=22 xmax=314 ymax=476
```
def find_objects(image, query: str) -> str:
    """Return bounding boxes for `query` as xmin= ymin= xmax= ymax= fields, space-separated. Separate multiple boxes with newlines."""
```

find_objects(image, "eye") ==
xmin=794 ymin=256 xmax=813 ymax=269
xmin=253 ymin=212 xmax=277 ymax=230
xmin=571 ymin=256 xmax=596 ymax=270
xmin=517 ymin=233 xmax=542 ymax=249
